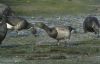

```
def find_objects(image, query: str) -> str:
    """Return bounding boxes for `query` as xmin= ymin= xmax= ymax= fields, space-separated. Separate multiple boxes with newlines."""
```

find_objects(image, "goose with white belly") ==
xmin=6 ymin=16 xmax=37 ymax=36
xmin=36 ymin=22 xmax=75 ymax=45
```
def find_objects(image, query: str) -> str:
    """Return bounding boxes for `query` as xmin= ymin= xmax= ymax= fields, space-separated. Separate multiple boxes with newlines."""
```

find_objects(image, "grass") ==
xmin=0 ymin=34 xmax=100 ymax=63
xmin=2 ymin=35 xmax=100 ymax=56
xmin=0 ymin=0 xmax=97 ymax=16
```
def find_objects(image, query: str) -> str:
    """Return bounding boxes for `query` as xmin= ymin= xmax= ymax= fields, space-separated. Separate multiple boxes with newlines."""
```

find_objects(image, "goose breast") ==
xmin=55 ymin=27 xmax=70 ymax=40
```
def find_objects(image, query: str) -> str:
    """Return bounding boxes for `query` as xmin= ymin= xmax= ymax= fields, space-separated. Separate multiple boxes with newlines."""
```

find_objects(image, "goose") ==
xmin=35 ymin=22 xmax=75 ymax=45
xmin=0 ymin=15 xmax=7 ymax=44
xmin=6 ymin=16 xmax=37 ymax=36
xmin=83 ymin=16 xmax=100 ymax=38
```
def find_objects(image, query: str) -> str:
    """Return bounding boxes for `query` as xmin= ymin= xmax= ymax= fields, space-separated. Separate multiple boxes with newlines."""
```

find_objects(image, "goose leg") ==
xmin=64 ymin=37 xmax=70 ymax=47
xmin=64 ymin=39 xmax=67 ymax=47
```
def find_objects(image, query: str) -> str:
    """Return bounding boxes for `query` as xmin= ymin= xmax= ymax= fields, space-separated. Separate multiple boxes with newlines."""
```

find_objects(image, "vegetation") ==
xmin=2 ymin=35 xmax=100 ymax=56
xmin=1 ymin=35 xmax=100 ymax=64
xmin=0 ymin=0 xmax=99 ymax=16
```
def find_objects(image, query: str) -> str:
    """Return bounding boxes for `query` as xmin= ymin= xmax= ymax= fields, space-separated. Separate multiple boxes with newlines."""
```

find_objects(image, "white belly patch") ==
xmin=6 ymin=23 xmax=13 ymax=29
xmin=56 ymin=27 xmax=70 ymax=40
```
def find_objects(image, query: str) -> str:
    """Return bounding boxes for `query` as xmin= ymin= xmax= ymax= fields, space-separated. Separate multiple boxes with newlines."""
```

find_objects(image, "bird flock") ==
xmin=0 ymin=3 xmax=100 ymax=45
